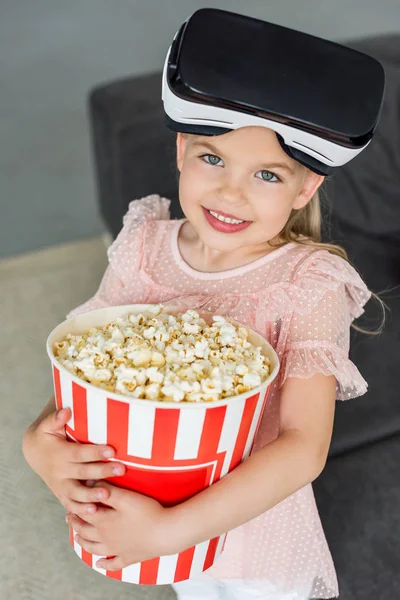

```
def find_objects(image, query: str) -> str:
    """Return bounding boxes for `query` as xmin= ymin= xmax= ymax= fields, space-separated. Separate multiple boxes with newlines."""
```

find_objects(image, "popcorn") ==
xmin=54 ymin=306 xmax=271 ymax=402
xmin=183 ymin=322 xmax=200 ymax=335
xmin=146 ymin=366 xmax=164 ymax=384
xmin=161 ymin=382 xmax=185 ymax=402
xmin=151 ymin=351 xmax=166 ymax=367
xmin=145 ymin=383 xmax=161 ymax=400
xmin=243 ymin=372 xmax=262 ymax=388
xmin=194 ymin=340 xmax=209 ymax=358
xmin=127 ymin=347 xmax=152 ymax=367
xmin=236 ymin=364 xmax=248 ymax=376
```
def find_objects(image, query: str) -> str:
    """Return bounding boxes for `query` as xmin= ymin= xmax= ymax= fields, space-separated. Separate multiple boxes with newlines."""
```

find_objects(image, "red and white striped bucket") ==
xmin=47 ymin=305 xmax=279 ymax=585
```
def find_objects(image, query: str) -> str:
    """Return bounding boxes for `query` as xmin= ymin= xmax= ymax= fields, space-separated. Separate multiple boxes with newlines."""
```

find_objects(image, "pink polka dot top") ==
xmin=68 ymin=195 xmax=372 ymax=598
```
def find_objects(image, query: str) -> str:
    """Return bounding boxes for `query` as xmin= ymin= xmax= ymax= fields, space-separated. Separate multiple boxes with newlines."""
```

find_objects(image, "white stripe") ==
xmin=91 ymin=554 xmax=107 ymax=576
xmin=214 ymin=534 xmax=226 ymax=561
xmin=242 ymin=391 xmax=264 ymax=460
xmin=156 ymin=553 xmax=179 ymax=585
xmin=189 ymin=540 xmax=211 ymax=579
xmin=122 ymin=561 xmax=141 ymax=584
xmin=174 ymin=408 xmax=206 ymax=460
xmin=86 ymin=387 xmax=108 ymax=444
xmin=73 ymin=530 xmax=82 ymax=559
xmin=59 ymin=370 xmax=74 ymax=430
xmin=218 ymin=396 xmax=246 ymax=478
xmin=52 ymin=368 xmax=60 ymax=407
xmin=127 ymin=402 xmax=156 ymax=458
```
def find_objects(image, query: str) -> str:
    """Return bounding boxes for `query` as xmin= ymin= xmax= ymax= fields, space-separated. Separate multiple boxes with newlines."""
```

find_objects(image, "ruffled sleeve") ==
xmin=272 ymin=250 xmax=372 ymax=401
xmin=107 ymin=194 xmax=171 ymax=281
xmin=66 ymin=194 xmax=170 ymax=319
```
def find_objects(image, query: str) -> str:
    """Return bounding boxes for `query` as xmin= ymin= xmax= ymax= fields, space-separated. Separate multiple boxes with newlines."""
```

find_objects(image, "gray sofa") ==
xmin=87 ymin=35 xmax=400 ymax=600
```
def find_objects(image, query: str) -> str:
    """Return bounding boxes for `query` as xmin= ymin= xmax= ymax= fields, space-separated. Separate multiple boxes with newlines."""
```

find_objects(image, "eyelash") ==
xmin=200 ymin=154 xmax=281 ymax=183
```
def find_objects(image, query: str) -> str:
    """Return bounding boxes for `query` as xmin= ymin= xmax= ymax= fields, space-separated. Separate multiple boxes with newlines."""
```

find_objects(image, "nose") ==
xmin=217 ymin=173 xmax=247 ymax=207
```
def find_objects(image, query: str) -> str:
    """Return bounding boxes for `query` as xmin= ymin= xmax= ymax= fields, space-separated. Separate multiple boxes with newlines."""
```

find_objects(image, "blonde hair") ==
xmin=271 ymin=185 xmax=387 ymax=335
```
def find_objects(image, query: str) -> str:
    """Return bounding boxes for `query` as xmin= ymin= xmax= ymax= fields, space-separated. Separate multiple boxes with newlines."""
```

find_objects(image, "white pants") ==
xmin=172 ymin=572 xmax=310 ymax=599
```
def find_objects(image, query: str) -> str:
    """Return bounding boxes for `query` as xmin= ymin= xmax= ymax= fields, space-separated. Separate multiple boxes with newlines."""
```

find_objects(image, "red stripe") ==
xmin=53 ymin=366 xmax=62 ymax=410
xmin=228 ymin=393 xmax=259 ymax=472
xmin=106 ymin=568 xmax=123 ymax=580
xmin=151 ymin=408 xmax=180 ymax=464
xmin=72 ymin=382 xmax=88 ymax=442
xmin=81 ymin=549 xmax=92 ymax=567
xmin=197 ymin=405 xmax=227 ymax=459
xmin=174 ymin=546 xmax=196 ymax=582
xmin=107 ymin=399 xmax=129 ymax=457
xmin=250 ymin=387 xmax=271 ymax=454
xmin=203 ymin=537 xmax=220 ymax=571
xmin=139 ymin=557 xmax=160 ymax=585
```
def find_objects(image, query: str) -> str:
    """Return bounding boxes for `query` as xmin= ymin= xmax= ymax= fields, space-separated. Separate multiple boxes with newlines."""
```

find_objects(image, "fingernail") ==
xmin=96 ymin=491 xmax=105 ymax=500
xmin=103 ymin=449 xmax=114 ymax=458
xmin=65 ymin=516 xmax=69 ymax=523
xmin=86 ymin=505 xmax=96 ymax=514
xmin=112 ymin=465 xmax=124 ymax=475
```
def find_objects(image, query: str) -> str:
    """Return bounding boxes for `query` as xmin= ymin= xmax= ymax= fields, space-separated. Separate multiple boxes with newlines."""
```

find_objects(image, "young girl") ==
xmin=23 ymin=12 xmax=385 ymax=600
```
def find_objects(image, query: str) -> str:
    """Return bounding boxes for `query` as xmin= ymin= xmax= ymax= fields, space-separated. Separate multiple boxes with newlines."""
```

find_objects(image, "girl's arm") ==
xmin=163 ymin=372 xmax=336 ymax=553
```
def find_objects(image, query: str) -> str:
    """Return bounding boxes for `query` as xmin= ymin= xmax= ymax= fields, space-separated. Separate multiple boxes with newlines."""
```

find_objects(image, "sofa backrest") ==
xmin=326 ymin=35 xmax=400 ymax=240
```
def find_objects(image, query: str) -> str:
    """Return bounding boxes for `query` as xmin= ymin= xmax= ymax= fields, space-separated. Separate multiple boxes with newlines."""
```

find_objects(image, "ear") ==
xmin=293 ymin=170 xmax=325 ymax=210
xmin=176 ymin=133 xmax=190 ymax=172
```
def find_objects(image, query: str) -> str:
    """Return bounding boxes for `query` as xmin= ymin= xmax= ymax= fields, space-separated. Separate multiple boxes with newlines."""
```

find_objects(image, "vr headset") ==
xmin=162 ymin=8 xmax=385 ymax=175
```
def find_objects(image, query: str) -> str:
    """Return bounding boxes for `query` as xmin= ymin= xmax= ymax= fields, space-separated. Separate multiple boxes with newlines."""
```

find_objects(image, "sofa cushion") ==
xmin=323 ymin=217 xmax=400 ymax=457
xmin=314 ymin=434 xmax=400 ymax=600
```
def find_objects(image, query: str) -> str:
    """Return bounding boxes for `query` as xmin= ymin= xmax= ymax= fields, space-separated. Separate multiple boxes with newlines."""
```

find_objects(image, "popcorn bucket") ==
xmin=46 ymin=304 xmax=279 ymax=585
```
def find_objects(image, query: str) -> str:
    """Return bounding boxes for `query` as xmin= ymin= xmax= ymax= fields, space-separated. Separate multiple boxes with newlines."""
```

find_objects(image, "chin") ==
xmin=199 ymin=228 xmax=247 ymax=252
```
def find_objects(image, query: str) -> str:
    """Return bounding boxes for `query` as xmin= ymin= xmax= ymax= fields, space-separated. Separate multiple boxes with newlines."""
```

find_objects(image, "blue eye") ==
xmin=258 ymin=170 xmax=279 ymax=183
xmin=201 ymin=154 xmax=222 ymax=166
xmin=200 ymin=155 xmax=280 ymax=183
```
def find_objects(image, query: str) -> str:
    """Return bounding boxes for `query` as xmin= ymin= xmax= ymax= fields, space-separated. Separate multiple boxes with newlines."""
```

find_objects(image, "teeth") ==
xmin=209 ymin=210 xmax=245 ymax=224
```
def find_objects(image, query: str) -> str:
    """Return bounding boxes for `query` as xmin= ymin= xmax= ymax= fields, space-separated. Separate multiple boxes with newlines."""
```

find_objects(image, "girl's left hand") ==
xmin=66 ymin=482 xmax=173 ymax=571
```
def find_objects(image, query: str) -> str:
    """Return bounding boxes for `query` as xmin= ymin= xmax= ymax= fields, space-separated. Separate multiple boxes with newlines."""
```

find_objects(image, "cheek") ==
xmin=179 ymin=163 xmax=209 ymax=206
xmin=252 ymin=189 xmax=294 ymax=226
xmin=182 ymin=157 xmax=221 ymax=188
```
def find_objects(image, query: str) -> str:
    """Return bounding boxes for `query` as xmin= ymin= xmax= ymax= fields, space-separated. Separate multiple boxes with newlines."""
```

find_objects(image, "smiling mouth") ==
xmin=204 ymin=208 xmax=249 ymax=224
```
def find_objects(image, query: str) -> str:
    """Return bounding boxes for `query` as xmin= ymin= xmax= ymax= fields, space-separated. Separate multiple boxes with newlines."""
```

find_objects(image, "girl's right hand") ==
xmin=22 ymin=407 xmax=126 ymax=518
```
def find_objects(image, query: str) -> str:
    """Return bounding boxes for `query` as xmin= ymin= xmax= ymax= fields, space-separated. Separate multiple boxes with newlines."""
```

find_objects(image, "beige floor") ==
xmin=0 ymin=237 xmax=175 ymax=599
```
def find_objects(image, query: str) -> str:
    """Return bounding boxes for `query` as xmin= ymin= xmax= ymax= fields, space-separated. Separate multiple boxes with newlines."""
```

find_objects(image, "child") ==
xmin=23 ymin=9 xmax=385 ymax=600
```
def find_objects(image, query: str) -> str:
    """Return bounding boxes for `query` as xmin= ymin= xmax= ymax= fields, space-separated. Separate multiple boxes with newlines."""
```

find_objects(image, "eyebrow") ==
xmin=191 ymin=140 xmax=296 ymax=175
